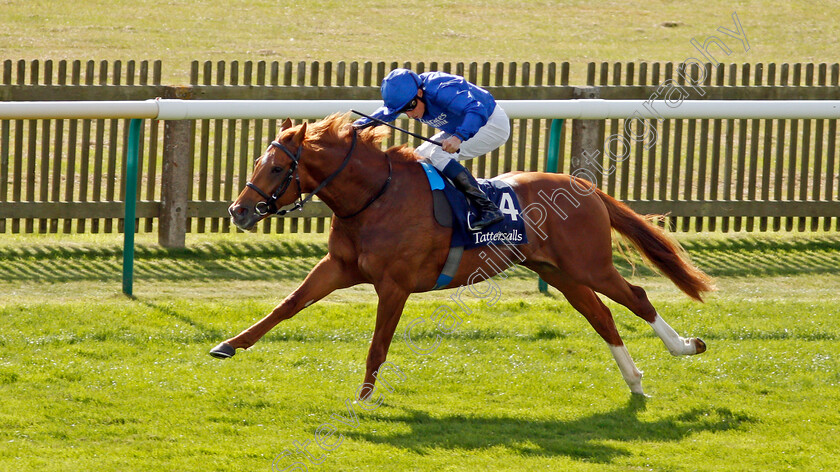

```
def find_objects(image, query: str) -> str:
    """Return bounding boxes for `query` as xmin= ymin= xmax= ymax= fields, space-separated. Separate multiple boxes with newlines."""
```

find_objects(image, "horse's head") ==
xmin=229 ymin=118 xmax=308 ymax=230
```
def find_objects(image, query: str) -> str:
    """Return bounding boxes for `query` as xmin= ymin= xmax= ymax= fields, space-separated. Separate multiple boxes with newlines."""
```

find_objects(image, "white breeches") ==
xmin=415 ymin=105 xmax=511 ymax=172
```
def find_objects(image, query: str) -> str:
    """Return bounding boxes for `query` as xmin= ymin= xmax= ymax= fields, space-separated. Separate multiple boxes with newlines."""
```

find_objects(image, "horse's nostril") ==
xmin=229 ymin=204 xmax=248 ymax=219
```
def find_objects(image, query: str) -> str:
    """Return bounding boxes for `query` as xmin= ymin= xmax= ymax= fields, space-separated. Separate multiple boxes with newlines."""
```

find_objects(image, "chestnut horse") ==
xmin=211 ymin=113 xmax=713 ymax=396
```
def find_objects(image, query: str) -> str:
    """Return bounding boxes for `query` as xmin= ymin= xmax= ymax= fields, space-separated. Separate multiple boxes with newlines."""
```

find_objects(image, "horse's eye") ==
xmin=271 ymin=166 xmax=284 ymax=174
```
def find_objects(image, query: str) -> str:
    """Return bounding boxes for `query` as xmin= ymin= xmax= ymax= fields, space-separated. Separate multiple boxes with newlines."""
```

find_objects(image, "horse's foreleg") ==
xmin=210 ymin=254 xmax=359 ymax=358
xmin=358 ymin=280 xmax=409 ymax=400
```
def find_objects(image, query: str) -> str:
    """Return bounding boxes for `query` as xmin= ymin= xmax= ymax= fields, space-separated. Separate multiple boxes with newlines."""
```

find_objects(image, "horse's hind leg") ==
xmin=581 ymin=266 xmax=706 ymax=357
xmin=538 ymin=268 xmax=645 ymax=395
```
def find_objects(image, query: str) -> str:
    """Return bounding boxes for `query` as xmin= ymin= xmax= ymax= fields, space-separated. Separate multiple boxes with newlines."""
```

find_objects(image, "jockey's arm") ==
xmin=439 ymin=87 xmax=492 ymax=142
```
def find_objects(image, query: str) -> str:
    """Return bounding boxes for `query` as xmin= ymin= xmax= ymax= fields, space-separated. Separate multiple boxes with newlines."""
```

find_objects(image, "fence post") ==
xmin=539 ymin=118 xmax=564 ymax=294
xmin=570 ymin=86 xmax=604 ymax=188
xmin=123 ymin=119 xmax=142 ymax=296
xmin=159 ymin=119 xmax=193 ymax=248
xmin=159 ymin=86 xmax=193 ymax=248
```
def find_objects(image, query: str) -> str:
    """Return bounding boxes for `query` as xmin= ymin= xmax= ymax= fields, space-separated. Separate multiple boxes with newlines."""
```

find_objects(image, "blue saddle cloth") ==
xmin=420 ymin=162 xmax=528 ymax=250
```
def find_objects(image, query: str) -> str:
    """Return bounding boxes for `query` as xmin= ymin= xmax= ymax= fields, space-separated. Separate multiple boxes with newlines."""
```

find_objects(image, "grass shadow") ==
xmin=137 ymin=300 xmax=228 ymax=342
xmin=348 ymin=397 xmax=753 ymax=463
xmin=0 ymin=240 xmax=328 ymax=283
xmin=0 ymin=239 xmax=328 ymax=261
xmin=1 ymin=234 xmax=839 ymax=283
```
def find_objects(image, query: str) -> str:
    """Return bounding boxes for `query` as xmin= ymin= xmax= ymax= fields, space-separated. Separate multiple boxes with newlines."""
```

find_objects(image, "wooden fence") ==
xmin=1 ymin=59 xmax=839 ymax=240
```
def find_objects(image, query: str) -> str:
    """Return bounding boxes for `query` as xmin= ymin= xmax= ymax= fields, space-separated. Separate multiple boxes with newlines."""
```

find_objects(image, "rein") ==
xmin=351 ymin=109 xmax=444 ymax=147
xmin=247 ymin=127 xmax=392 ymax=219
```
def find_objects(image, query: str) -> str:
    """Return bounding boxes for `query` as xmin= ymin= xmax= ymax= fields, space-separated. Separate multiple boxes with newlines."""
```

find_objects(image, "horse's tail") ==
xmin=596 ymin=189 xmax=714 ymax=301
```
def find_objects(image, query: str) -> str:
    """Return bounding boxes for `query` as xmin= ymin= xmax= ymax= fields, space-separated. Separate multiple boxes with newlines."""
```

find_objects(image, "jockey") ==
xmin=354 ymin=68 xmax=509 ymax=231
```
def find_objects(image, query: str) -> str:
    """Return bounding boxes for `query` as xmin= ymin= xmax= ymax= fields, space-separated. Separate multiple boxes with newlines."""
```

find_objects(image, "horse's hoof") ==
xmin=209 ymin=342 xmax=236 ymax=359
xmin=694 ymin=338 xmax=707 ymax=354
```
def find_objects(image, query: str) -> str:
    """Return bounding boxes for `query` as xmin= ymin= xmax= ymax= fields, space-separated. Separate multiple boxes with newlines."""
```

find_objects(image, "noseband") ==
xmin=247 ymin=134 xmax=306 ymax=217
xmin=246 ymin=127 xmax=392 ymax=219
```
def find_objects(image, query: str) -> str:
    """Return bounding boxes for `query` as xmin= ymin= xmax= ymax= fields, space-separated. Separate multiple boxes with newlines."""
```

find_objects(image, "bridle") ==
xmin=246 ymin=127 xmax=392 ymax=219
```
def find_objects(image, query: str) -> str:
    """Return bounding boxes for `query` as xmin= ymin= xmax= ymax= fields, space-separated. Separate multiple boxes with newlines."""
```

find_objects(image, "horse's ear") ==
xmin=281 ymin=118 xmax=292 ymax=131
xmin=292 ymin=122 xmax=307 ymax=147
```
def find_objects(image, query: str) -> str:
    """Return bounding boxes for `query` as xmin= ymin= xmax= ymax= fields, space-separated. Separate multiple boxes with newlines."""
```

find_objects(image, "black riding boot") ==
xmin=450 ymin=168 xmax=504 ymax=231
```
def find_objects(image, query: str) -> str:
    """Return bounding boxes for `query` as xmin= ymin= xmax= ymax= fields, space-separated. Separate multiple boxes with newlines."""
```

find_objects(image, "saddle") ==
xmin=419 ymin=162 xmax=528 ymax=289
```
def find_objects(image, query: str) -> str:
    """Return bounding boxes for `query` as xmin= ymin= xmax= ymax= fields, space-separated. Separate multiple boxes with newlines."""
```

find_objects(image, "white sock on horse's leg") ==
xmin=648 ymin=313 xmax=699 ymax=356
xmin=609 ymin=344 xmax=644 ymax=395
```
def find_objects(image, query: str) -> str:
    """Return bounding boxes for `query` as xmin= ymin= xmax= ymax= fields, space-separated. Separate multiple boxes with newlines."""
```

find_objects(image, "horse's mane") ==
xmin=305 ymin=113 xmax=422 ymax=163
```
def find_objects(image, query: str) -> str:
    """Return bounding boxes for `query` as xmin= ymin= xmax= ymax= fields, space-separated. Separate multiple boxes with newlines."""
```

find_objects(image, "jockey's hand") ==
xmin=441 ymin=136 xmax=462 ymax=153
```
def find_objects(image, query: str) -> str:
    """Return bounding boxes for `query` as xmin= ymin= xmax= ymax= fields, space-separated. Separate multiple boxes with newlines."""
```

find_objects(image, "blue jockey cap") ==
xmin=373 ymin=69 xmax=422 ymax=121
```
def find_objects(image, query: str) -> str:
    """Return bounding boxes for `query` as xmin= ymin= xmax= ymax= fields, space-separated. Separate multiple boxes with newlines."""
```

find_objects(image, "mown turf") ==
xmin=1 ymin=232 xmax=838 ymax=471
xmin=2 ymin=1 xmax=837 ymax=84
xmin=4 ymin=2 xmax=838 ymax=469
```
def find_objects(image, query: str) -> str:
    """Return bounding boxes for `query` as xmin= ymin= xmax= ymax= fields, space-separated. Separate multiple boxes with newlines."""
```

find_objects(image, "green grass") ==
xmin=2 ymin=1 xmax=837 ymax=84
xmin=1 ymin=232 xmax=839 ymax=471
xmin=3 ymin=3 xmax=839 ymax=469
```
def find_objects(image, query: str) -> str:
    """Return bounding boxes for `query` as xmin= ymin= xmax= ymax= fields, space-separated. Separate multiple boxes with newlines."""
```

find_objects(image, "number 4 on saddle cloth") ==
xmin=419 ymin=162 xmax=529 ymax=290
